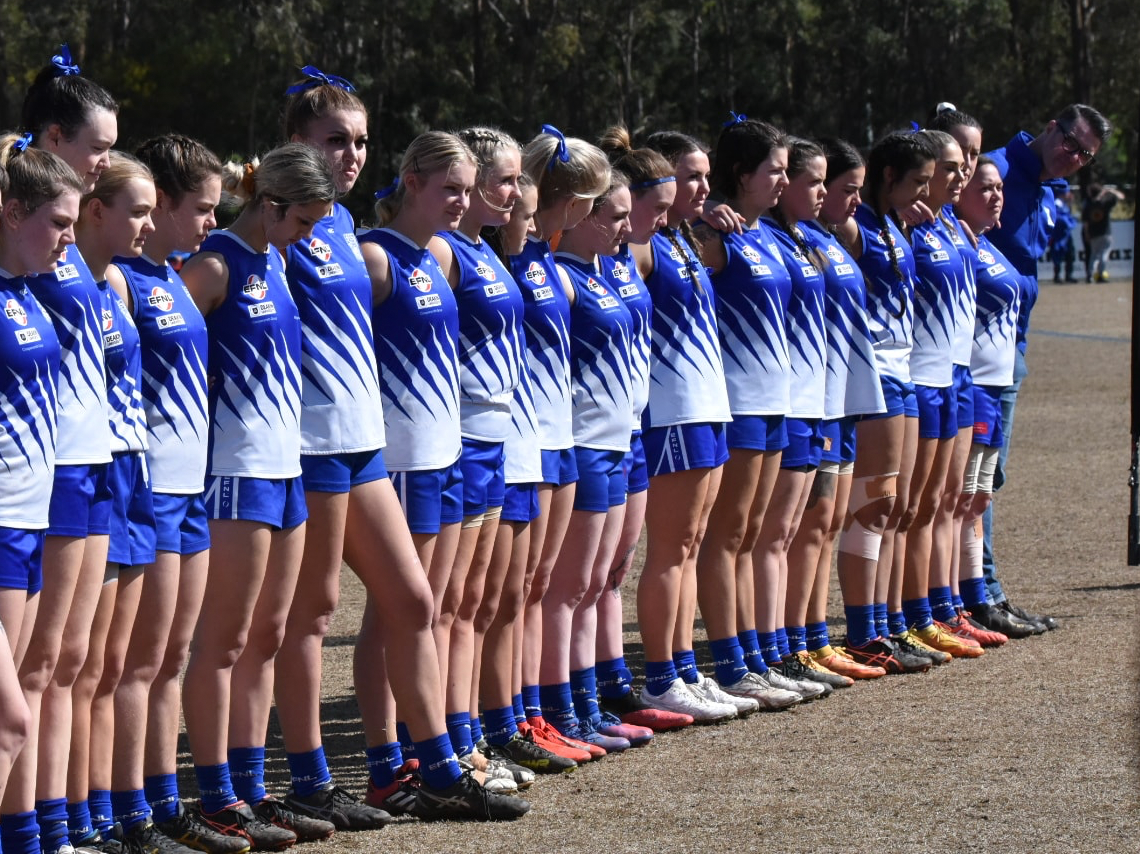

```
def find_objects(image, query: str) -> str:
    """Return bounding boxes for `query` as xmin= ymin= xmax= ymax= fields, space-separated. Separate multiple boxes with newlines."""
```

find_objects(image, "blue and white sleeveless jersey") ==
xmin=709 ymin=223 xmax=791 ymax=416
xmin=970 ymin=235 xmax=1021 ymax=387
xmin=642 ymin=229 xmax=731 ymax=428
xmin=0 ymin=272 xmax=60 ymax=528
xmin=441 ymin=231 xmax=524 ymax=443
xmin=601 ymin=246 xmax=652 ymax=425
xmin=765 ymin=221 xmax=827 ymax=419
xmin=103 ymin=290 xmax=148 ymax=453
xmin=853 ymin=205 xmax=916 ymax=383
xmin=909 ymin=215 xmax=968 ymax=387
xmin=800 ymin=222 xmax=885 ymax=419
xmin=555 ymin=253 xmax=634 ymax=452
xmin=118 ymin=255 xmax=210 ymax=494
xmin=287 ymin=204 xmax=385 ymax=455
xmin=26 ymin=245 xmax=111 ymax=464
xmin=508 ymin=238 xmax=573 ymax=452
xmin=504 ymin=365 xmax=543 ymax=484
xmin=360 ymin=227 xmax=461 ymax=471
xmin=198 ymin=231 xmax=302 ymax=479
xmin=942 ymin=208 xmax=977 ymax=368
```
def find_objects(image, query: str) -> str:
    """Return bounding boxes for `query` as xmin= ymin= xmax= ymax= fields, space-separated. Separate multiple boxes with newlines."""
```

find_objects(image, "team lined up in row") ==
xmin=0 ymin=44 xmax=1106 ymax=854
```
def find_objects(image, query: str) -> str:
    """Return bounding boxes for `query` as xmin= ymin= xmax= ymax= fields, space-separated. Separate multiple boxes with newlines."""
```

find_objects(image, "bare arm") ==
xmin=361 ymin=240 xmax=394 ymax=306
xmin=556 ymin=263 xmax=576 ymax=307
xmin=179 ymin=251 xmax=229 ymax=316
xmin=427 ymin=235 xmax=460 ymax=289
xmin=691 ymin=223 xmax=729 ymax=275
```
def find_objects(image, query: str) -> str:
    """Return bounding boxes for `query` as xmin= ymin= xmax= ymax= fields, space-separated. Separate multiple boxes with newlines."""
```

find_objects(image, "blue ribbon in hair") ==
xmin=540 ymin=124 xmax=570 ymax=171
xmin=51 ymin=43 xmax=80 ymax=77
xmin=723 ymin=111 xmax=748 ymax=127
xmin=286 ymin=65 xmax=357 ymax=95
xmin=374 ymin=177 xmax=400 ymax=200
xmin=12 ymin=132 xmax=33 ymax=153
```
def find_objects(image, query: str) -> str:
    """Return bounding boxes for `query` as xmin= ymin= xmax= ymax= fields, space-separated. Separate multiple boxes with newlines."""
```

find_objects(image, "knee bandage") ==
xmin=962 ymin=444 xmax=999 ymax=494
xmin=461 ymin=512 xmax=486 ymax=529
xmin=837 ymin=473 xmax=897 ymax=559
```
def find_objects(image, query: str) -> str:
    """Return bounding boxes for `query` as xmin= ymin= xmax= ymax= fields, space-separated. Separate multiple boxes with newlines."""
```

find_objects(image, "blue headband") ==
xmin=286 ymin=65 xmax=357 ymax=95
xmin=629 ymin=175 xmax=676 ymax=191
xmin=540 ymin=124 xmax=570 ymax=171
xmin=12 ymin=132 xmax=33 ymax=154
xmin=51 ymin=43 xmax=80 ymax=77
xmin=374 ymin=177 xmax=400 ymax=200
xmin=723 ymin=111 xmax=748 ymax=127
xmin=909 ymin=121 xmax=922 ymax=133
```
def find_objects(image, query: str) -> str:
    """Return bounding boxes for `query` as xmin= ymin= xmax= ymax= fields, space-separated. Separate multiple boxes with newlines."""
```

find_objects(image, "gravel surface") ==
xmin=189 ymin=279 xmax=1140 ymax=854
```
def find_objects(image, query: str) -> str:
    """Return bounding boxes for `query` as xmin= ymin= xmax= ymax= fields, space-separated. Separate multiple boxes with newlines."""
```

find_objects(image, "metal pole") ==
xmin=1129 ymin=92 xmax=1140 ymax=565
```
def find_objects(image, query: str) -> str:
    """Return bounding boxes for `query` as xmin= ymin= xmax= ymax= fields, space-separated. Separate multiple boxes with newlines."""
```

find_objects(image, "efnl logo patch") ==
xmin=524 ymin=262 xmax=547 ymax=286
xmin=5 ymin=299 xmax=28 ymax=326
xmin=148 ymin=286 xmax=175 ymax=312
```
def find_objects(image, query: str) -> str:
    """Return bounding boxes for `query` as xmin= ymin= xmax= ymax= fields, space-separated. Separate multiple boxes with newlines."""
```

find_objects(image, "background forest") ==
xmin=0 ymin=0 xmax=1134 ymax=221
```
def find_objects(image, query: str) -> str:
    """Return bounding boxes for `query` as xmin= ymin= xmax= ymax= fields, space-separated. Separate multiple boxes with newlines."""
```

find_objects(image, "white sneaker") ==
xmin=639 ymin=678 xmax=737 ymax=723
xmin=690 ymin=673 xmax=759 ymax=715
xmin=765 ymin=664 xmax=827 ymax=700
xmin=720 ymin=670 xmax=802 ymax=710
xmin=459 ymin=750 xmax=518 ymax=793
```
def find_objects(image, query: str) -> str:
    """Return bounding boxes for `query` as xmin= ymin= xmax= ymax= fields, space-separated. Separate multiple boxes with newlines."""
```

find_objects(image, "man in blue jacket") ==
xmin=972 ymin=104 xmax=1111 ymax=635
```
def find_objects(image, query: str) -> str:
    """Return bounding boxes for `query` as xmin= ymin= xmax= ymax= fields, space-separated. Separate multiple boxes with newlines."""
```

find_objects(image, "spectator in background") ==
xmin=1048 ymin=182 xmax=1078 ymax=283
xmin=1081 ymin=182 xmax=1125 ymax=282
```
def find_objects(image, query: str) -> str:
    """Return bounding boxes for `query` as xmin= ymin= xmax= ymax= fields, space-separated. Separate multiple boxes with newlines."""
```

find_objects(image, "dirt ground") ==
xmin=204 ymin=278 xmax=1139 ymax=854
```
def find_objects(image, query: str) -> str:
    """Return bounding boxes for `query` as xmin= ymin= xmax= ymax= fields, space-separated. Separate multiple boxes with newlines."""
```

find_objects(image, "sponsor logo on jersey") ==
xmin=415 ymin=293 xmax=442 ymax=309
xmin=344 ymin=233 xmax=365 ymax=262
xmin=156 ymin=312 xmax=185 ymax=329
xmin=619 ymin=283 xmax=639 ymax=298
xmin=930 ymin=250 xmax=950 ymax=262
xmin=977 ymin=250 xmax=995 ymax=265
xmin=610 ymin=262 xmax=631 ymax=283
xmin=5 ymin=299 xmax=28 ymax=326
xmin=826 ymin=245 xmax=845 ymax=263
xmin=15 ymin=327 xmax=41 ymax=345
xmin=749 ymin=264 xmax=772 ymax=278
xmin=54 ymin=263 xmax=79 ymax=281
xmin=249 ymin=301 xmax=277 ymax=318
xmin=742 ymin=246 xmax=763 ymax=263
xmin=475 ymin=262 xmax=498 ymax=282
xmin=243 ymin=275 xmax=269 ymax=300
xmin=598 ymin=296 xmax=619 ymax=309
xmin=147 ymin=286 xmax=175 ymax=313
xmin=317 ymin=263 xmax=344 ymax=279
xmin=986 ymin=263 xmax=1007 ymax=277
xmin=524 ymin=262 xmax=547 ymax=286
xmin=409 ymin=268 xmax=433 ymax=292
xmin=667 ymin=245 xmax=685 ymax=262
xmin=483 ymin=282 xmax=508 ymax=297
xmin=835 ymin=263 xmax=854 ymax=276
xmin=892 ymin=247 xmax=905 ymax=260
xmin=308 ymin=237 xmax=333 ymax=262
xmin=103 ymin=330 xmax=123 ymax=348
xmin=102 ymin=308 xmax=115 ymax=332
xmin=922 ymin=232 xmax=942 ymax=249
xmin=531 ymin=286 xmax=554 ymax=301
xmin=800 ymin=264 xmax=820 ymax=278
xmin=586 ymin=278 xmax=607 ymax=295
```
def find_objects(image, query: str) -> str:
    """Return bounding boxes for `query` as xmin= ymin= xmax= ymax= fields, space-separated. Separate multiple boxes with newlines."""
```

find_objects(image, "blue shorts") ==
xmin=915 ymin=384 xmax=958 ymax=440
xmin=971 ymin=385 xmax=1005 ymax=448
xmin=953 ymin=364 xmax=974 ymax=430
xmin=864 ymin=375 xmax=917 ymax=420
xmin=573 ymin=448 xmax=627 ymax=512
xmin=644 ymin=422 xmax=729 ymax=477
xmin=839 ymin=418 xmax=857 ymax=464
xmin=203 ymin=475 xmax=308 ymax=530
xmin=783 ymin=418 xmax=824 ymax=469
xmin=502 ymin=484 xmax=541 ymax=523
xmin=153 ymin=492 xmax=211 ymax=555
xmin=0 ymin=527 xmax=45 ymax=594
xmin=46 ymin=463 xmax=112 ymax=538
xmin=726 ymin=414 xmax=788 ymax=452
xmin=390 ymin=461 xmax=464 ymax=534
xmin=820 ymin=419 xmax=842 ymax=465
xmin=107 ymin=452 xmax=157 ymax=568
xmin=460 ymin=438 xmax=506 ymax=516
xmin=300 ymin=448 xmax=388 ymax=493
xmin=540 ymin=448 xmax=578 ymax=487
xmin=623 ymin=432 xmax=649 ymax=495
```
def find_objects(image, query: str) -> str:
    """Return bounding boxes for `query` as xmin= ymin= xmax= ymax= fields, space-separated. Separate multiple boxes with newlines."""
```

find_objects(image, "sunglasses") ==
xmin=1057 ymin=124 xmax=1097 ymax=165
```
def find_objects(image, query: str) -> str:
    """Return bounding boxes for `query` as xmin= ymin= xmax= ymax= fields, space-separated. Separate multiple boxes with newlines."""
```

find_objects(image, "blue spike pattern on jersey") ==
xmin=641 ymin=229 xmax=731 ymax=428
xmin=508 ymin=238 xmax=573 ymax=451
xmin=117 ymin=255 xmax=210 ymax=494
xmin=360 ymin=228 xmax=462 ymax=471
xmin=765 ymin=221 xmax=827 ymax=419
xmin=441 ymin=232 xmax=524 ymax=443
xmin=601 ymin=246 xmax=652 ymax=424
xmin=941 ymin=207 xmax=978 ymax=367
xmin=0 ymin=274 xmax=61 ymax=527
xmin=555 ymin=254 xmax=634 ymax=452
xmin=26 ymin=245 xmax=112 ymax=464
xmin=287 ymin=204 xmax=385 ymax=455
xmin=970 ymin=235 xmax=1021 ymax=387
xmin=852 ymin=204 xmax=916 ymax=383
xmin=709 ymin=223 xmax=791 ymax=417
xmin=909 ymin=216 xmax=968 ymax=387
xmin=800 ymin=222 xmax=885 ymax=419
xmin=103 ymin=290 xmax=148 ymax=453
xmin=504 ymin=363 xmax=543 ymax=483
xmin=199 ymin=232 xmax=303 ymax=479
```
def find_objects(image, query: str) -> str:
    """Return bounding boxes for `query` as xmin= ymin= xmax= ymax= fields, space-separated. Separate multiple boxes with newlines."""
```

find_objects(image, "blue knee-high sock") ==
xmin=412 ymin=734 xmax=461 ymax=791
xmin=87 ymin=790 xmax=114 ymax=837
xmin=66 ymin=800 xmax=94 ymax=842
xmin=887 ymin=609 xmax=907 ymax=636
xmin=952 ymin=591 xmax=966 ymax=610
xmin=738 ymin=630 xmax=767 ymax=674
xmin=468 ymin=715 xmax=483 ymax=746
xmin=538 ymin=682 xmax=576 ymax=732
xmin=522 ymin=685 xmax=542 ymax=720
xmin=785 ymin=625 xmax=807 ymax=654
xmin=110 ymin=789 xmax=151 ymax=833
xmin=902 ymin=596 xmax=934 ymax=631
xmin=512 ymin=693 xmax=526 ymax=724
xmin=195 ymin=763 xmax=238 ymax=815
xmin=643 ymin=659 xmax=677 ymax=696
xmin=444 ymin=712 xmax=473 ymax=756
xmin=873 ymin=603 xmax=889 ymax=638
xmin=35 ymin=798 xmax=68 ymax=853
xmin=709 ymin=636 xmax=749 ymax=687
xmin=144 ymin=774 xmax=181 ymax=825
xmin=960 ymin=577 xmax=988 ymax=610
xmin=929 ymin=586 xmax=956 ymax=623
xmin=286 ymin=747 xmax=332 ymax=798
xmin=806 ymin=621 xmax=831 ymax=652
xmin=671 ymin=649 xmax=699 ymax=685
xmin=365 ymin=742 xmax=403 ymax=789
xmin=227 ymin=746 xmax=266 ymax=805
xmin=569 ymin=667 xmax=600 ymax=725
xmin=1 ymin=810 xmax=40 ymax=854
xmin=483 ymin=706 xmax=518 ymax=747
xmin=595 ymin=656 xmax=633 ymax=699
xmin=758 ymin=631 xmax=782 ymax=666
xmin=844 ymin=604 xmax=877 ymax=648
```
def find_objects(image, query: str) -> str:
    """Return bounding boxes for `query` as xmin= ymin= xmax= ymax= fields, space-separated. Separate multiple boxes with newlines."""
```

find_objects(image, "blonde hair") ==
xmin=374 ymin=131 xmax=476 ymax=226
xmin=0 ymin=132 xmax=84 ymax=212
xmin=81 ymin=150 xmax=152 ymax=210
xmin=458 ymin=126 xmax=521 ymax=183
xmin=221 ymin=142 xmax=336 ymax=210
xmin=522 ymin=131 xmax=610 ymax=208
